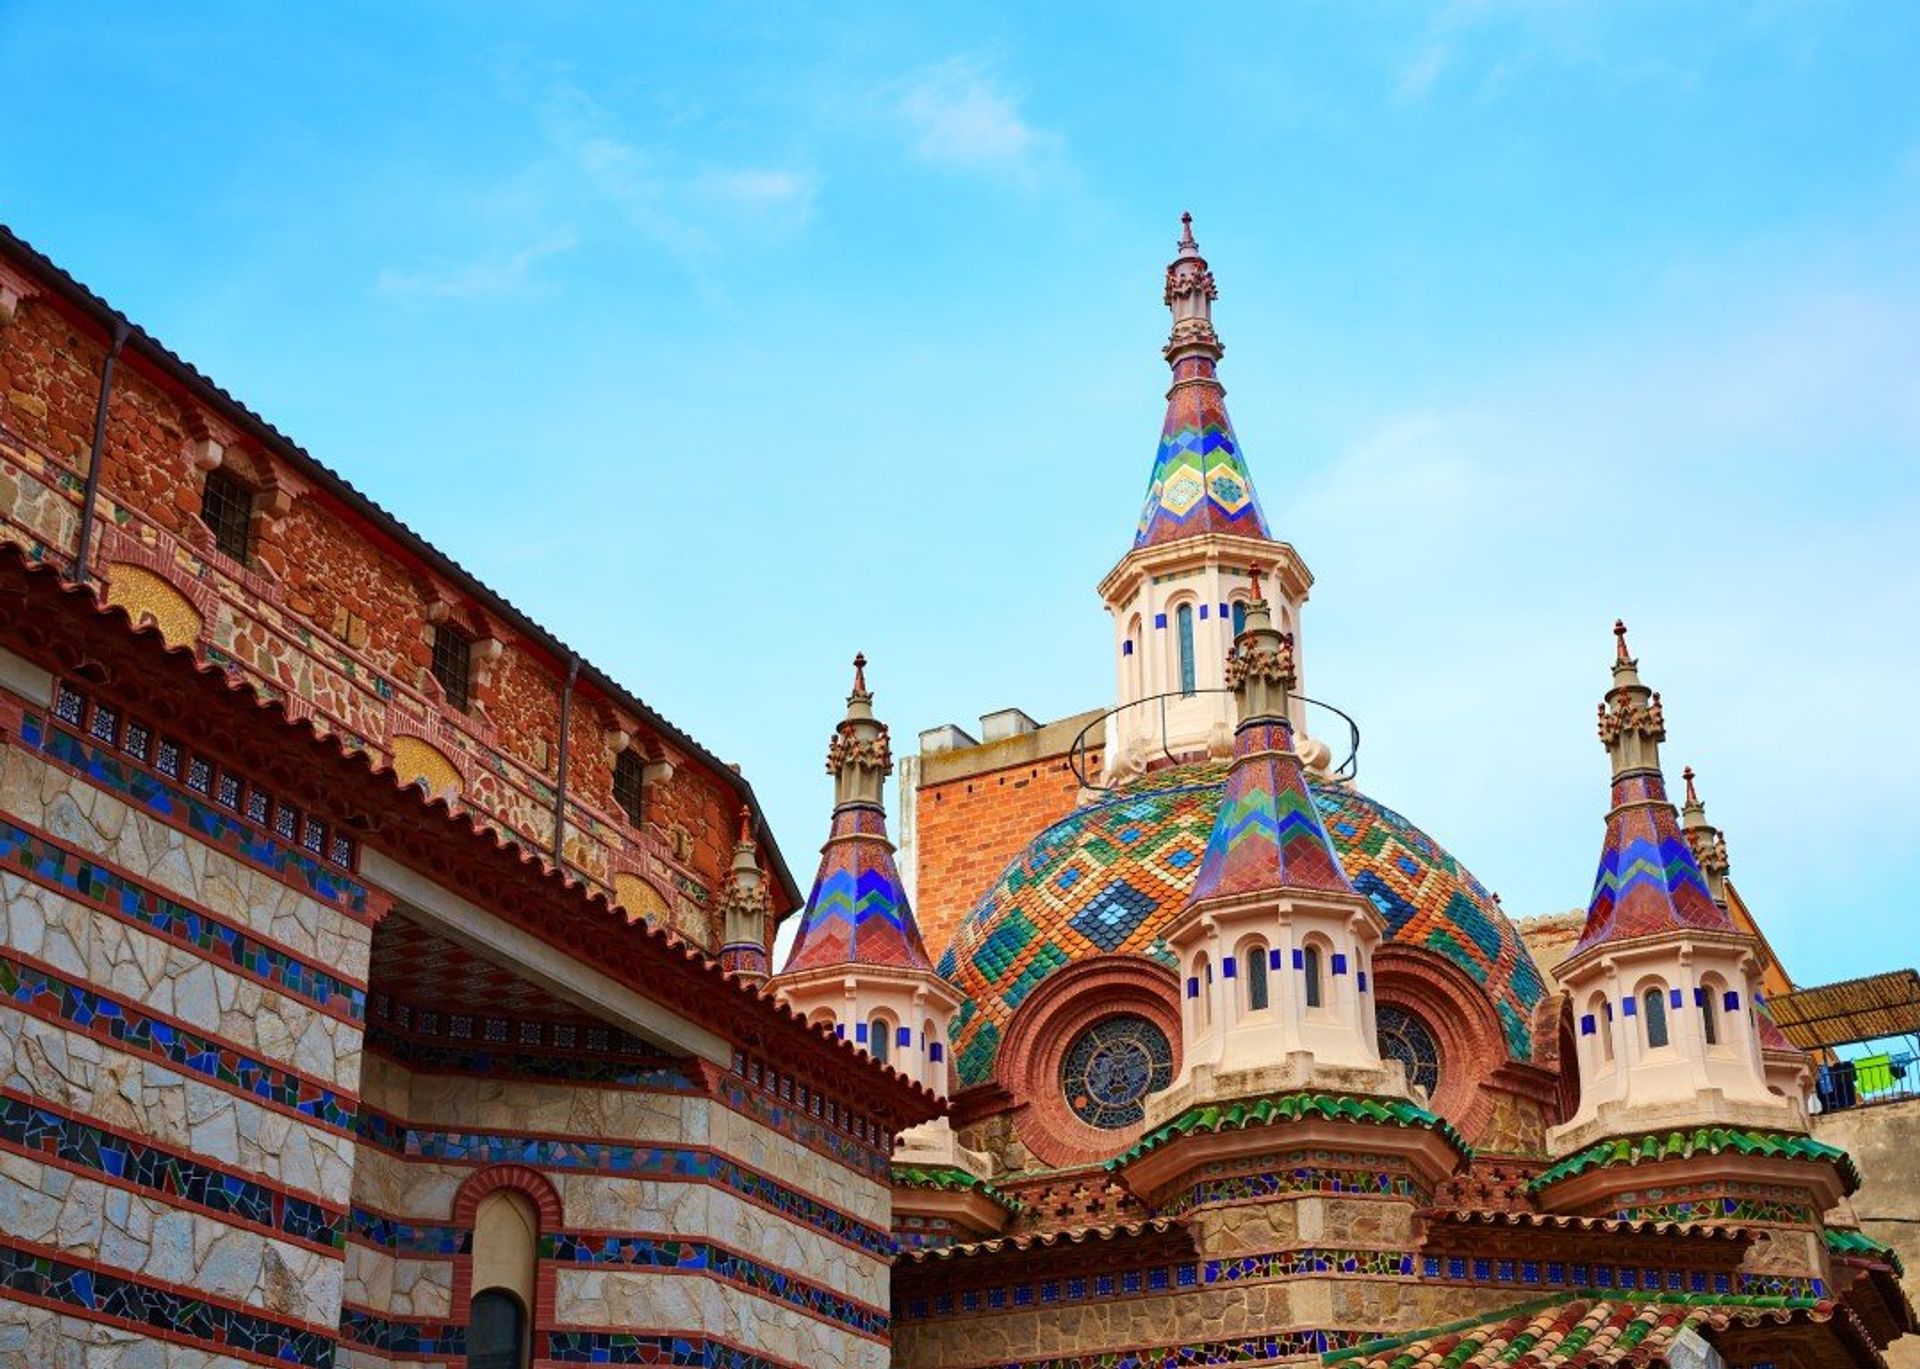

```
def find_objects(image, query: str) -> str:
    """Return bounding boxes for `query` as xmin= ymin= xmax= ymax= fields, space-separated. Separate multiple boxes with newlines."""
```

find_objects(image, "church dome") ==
xmin=936 ymin=761 xmax=1549 ymax=1088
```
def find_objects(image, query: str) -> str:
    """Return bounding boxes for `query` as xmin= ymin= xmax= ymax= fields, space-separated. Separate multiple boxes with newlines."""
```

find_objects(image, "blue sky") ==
xmin=6 ymin=3 xmax=1918 ymax=985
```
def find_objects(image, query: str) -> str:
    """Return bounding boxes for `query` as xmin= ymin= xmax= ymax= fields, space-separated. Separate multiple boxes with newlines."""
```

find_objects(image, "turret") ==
xmin=716 ymin=808 xmax=772 ymax=984
xmin=1549 ymin=623 xmax=1810 ymax=1152
xmin=1097 ymin=215 xmax=1325 ymax=780
xmin=1153 ymin=567 xmax=1401 ymax=1106
xmin=772 ymin=655 xmax=959 ymax=1098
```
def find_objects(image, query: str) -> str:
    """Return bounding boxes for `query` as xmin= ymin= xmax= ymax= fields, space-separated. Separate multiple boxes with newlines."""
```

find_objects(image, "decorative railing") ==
xmin=1066 ymin=687 xmax=1361 ymax=792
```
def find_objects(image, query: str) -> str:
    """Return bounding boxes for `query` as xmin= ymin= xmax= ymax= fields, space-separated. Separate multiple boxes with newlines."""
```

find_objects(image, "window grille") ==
xmin=613 ymin=748 xmax=646 ymax=825
xmin=200 ymin=468 xmax=254 ymax=563
xmin=431 ymin=623 xmax=473 ymax=711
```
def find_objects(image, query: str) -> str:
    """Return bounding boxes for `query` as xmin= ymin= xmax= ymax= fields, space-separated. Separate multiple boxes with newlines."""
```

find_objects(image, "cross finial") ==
xmin=1613 ymin=619 xmax=1630 ymax=662
xmin=1178 ymin=211 xmax=1197 ymax=250
xmin=852 ymin=652 xmax=868 ymax=694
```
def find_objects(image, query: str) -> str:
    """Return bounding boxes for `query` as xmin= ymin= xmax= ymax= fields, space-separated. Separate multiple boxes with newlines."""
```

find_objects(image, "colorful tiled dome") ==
xmin=936 ymin=762 xmax=1549 ymax=1086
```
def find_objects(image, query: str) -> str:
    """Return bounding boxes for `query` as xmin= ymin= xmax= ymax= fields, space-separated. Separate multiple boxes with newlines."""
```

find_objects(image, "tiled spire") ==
xmin=780 ymin=656 xmax=934 ymax=974
xmin=1133 ymin=213 xmax=1271 ymax=549
xmin=1574 ymin=623 xmax=1733 ymax=955
xmin=1186 ymin=568 xmax=1353 ymax=902
xmin=1678 ymin=766 xmax=1732 ymax=907
xmin=718 ymin=807 xmax=772 ymax=983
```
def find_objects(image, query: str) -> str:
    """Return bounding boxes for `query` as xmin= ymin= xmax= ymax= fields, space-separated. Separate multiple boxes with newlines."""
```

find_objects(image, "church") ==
xmin=0 ymin=214 xmax=1912 ymax=1368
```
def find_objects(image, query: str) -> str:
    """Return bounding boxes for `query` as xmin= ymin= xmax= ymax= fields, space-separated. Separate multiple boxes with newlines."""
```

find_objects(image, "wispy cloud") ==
xmin=1397 ymin=45 xmax=1450 ymax=101
xmin=374 ymin=228 xmax=580 ymax=299
xmin=373 ymin=59 xmax=818 ymax=298
xmin=895 ymin=57 xmax=1063 ymax=185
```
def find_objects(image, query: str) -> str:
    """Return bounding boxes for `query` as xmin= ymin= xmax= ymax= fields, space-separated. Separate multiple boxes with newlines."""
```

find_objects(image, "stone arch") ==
xmin=104 ymin=563 xmax=203 ymax=650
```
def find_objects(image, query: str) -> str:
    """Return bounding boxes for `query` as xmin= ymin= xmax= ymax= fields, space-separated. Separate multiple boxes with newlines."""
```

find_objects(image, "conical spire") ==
xmin=1575 ymin=623 xmax=1733 ymax=955
xmin=718 ymin=807 xmax=772 ymax=983
xmin=1134 ymin=213 xmax=1271 ymax=549
xmin=1186 ymin=567 xmax=1353 ymax=903
xmin=780 ymin=655 xmax=934 ymax=974
xmin=1678 ymin=766 xmax=1732 ymax=907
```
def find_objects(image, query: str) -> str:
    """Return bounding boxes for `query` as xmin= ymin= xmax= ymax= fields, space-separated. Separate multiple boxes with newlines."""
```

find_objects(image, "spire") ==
xmin=780 ymin=656 xmax=934 ymax=974
xmin=1134 ymin=213 xmax=1271 ymax=549
xmin=1678 ymin=766 xmax=1732 ymax=906
xmin=1186 ymin=569 xmax=1353 ymax=904
xmin=718 ymin=807 xmax=772 ymax=983
xmin=1575 ymin=623 xmax=1733 ymax=956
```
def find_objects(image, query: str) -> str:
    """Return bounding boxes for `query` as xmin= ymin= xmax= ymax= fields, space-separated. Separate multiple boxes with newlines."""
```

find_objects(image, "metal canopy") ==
xmin=1768 ymin=969 xmax=1920 ymax=1052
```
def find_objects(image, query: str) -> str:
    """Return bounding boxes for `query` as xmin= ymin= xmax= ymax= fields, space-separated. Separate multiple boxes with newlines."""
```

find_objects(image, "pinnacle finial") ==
xmin=737 ymin=805 xmax=755 ymax=846
xmin=1248 ymin=561 xmax=1265 ymax=604
xmin=852 ymin=652 xmax=868 ymax=695
xmin=1683 ymin=766 xmax=1699 ymax=806
xmin=1614 ymin=619 xmax=1631 ymax=662
xmin=1179 ymin=211 xmax=1197 ymax=249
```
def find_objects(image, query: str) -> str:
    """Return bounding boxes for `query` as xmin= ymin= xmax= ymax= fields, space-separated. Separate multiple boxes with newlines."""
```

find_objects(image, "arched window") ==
xmin=1699 ymin=983 xmax=1720 ymax=1046
xmin=1589 ymin=991 xmax=1613 ymax=1065
xmin=1303 ymin=946 xmax=1323 ymax=1009
xmin=1244 ymin=942 xmax=1270 ymax=1012
xmin=869 ymin=1016 xmax=892 ymax=1067
xmin=469 ymin=1290 xmax=527 ymax=1369
xmin=1376 ymin=1005 xmax=1442 ymax=1096
xmin=1176 ymin=603 xmax=1196 ymax=696
xmin=1231 ymin=600 xmax=1247 ymax=637
xmin=1125 ymin=614 xmax=1143 ymax=701
xmin=1643 ymin=987 xmax=1669 ymax=1049
xmin=1193 ymin=952 xmax=1212 ymax=1030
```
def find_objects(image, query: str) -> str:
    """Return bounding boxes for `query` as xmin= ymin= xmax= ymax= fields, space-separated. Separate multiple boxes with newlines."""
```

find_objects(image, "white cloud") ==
xmin=692 ymin=167 xmax=820 ymax=225
xmin=375 ymin=227 xmax=579 ymax=299
xmin=895 ymin=58 xmax=1062 ymax=185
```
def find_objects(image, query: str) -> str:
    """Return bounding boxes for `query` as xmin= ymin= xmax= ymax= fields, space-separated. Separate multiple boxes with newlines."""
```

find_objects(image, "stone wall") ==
xmin=0 ymin=691 xmax=372 ymax=1368
xmin=0 ymin=255 xmax=780 ymax=952
xmin=1814 ymin=1096 xmax=1920 ymax=1368
xmin=347 ymin=1053 xmax=894 ymax=1368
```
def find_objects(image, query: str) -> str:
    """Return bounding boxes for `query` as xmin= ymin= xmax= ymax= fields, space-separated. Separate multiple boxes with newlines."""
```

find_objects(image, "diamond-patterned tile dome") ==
xmin=936 ymin=762 xmax=1549 ymax=1087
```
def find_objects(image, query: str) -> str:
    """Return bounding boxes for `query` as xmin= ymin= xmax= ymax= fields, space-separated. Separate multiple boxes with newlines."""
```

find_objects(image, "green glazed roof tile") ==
xmin=1106 ymin=1090 xmax=1472 ymax=1172
xmin=890 ymin=1163 xmax=1024 ymax=1213
xmin=1529 ymin=1127 xmax=1861 ymax=1194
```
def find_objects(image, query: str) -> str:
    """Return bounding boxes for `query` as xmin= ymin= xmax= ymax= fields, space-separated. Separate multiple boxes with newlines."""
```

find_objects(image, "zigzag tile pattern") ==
xmin=939 ymin=762 xmax=1548 ymax=1084
xmin=1576 ymin=773 xmax=1730 ymax=954
xmin=1189 ymin=720 xmax=1354 ymax=902
xmin=1134 ymin=357 xmax=1270 ymax=548
xmin=784 ymin=807 xmax=931 ymax=972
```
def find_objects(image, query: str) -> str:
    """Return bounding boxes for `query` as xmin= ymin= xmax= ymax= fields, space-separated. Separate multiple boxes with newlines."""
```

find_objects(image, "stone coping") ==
xmin=1530 ymin=1127 xmax=1861 ymax=1195
xmin=1106 ymin=1091 xmax=1472 ymax=1172
xmin=891 ymin=1164 xmax=1024 ymax=1214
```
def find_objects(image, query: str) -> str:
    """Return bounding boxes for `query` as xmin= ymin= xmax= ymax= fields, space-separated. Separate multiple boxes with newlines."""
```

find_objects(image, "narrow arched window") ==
xmin=1643 ymin=988 xmax=1669 ymax=1049
xmin=1246 ymin=946 xmax=1270 ymax=1012
xmin=1176 ymin=604 xmax=1196 ymax=696
xmin=870 ymin=1018 xmax=891 ymax=1067
xmin=1589 ymin=992 xmax=1613 ymax=1065
xmin=469 ymin=1290 xmax=527 ymax=1369
xmin=1303 ymin=946 xmax=1323 ymax=1009
xmin=1231 ymin=600 xmax=1247 ymax=637
xmin=1699 ymin=988 xmax=1719 ymax=1046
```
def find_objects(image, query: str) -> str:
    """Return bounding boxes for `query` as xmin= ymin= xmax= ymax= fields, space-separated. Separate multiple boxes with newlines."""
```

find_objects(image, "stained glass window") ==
xmin=1376 ymin=1004 xmax=1441 ymax=1096
xmin=1061 ymin=1015 xmax=1173 ymax=1129
xmin=1176 ymin=604 xmax=1196 ymax=696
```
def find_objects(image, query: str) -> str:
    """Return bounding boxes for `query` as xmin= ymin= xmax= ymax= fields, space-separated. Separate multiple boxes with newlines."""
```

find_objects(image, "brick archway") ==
xmin=449 ymin=1164 xmax=563 ymax=1330
xmin=996 ymin=955 xmax=1183 ymax=1168
xmin=1372 ymin=944 xmax=1512 ymax=1142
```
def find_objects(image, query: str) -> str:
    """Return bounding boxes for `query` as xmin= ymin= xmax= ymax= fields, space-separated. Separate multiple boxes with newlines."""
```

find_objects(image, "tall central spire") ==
xmin=1134 ymin=213 xmax=1271 ymax=549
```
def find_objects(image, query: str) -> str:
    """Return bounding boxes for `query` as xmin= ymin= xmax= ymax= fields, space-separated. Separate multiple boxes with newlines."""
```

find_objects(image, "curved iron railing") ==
xmin=1066 ymin=687 xmax=1360 ymax=793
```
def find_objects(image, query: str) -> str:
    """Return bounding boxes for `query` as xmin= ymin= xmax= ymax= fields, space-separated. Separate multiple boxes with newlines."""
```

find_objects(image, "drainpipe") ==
xmin=552 ymin=654 xmax=580 ymax=863
xmin=71 ymin=320 xmax=131 ymax=585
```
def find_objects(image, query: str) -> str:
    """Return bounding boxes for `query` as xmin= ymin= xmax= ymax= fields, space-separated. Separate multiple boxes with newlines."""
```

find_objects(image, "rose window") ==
xmin=1376 ymin=1004 xmax=1442 ymax=1096
xmin=1060 ymin=1015 xmax=1174 ymax=1129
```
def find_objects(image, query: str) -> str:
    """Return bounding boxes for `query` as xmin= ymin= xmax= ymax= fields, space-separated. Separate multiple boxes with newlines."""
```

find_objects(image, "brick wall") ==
xmin=0 ymin=240 xmax=785 ymax=950
xmin=910 ymin=710 xmax=1104 ymax=961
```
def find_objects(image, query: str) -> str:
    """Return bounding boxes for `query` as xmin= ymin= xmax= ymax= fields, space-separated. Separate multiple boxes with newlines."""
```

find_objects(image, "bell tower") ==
xmin=1097 ymin=214 xmax=1317 ymax=780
